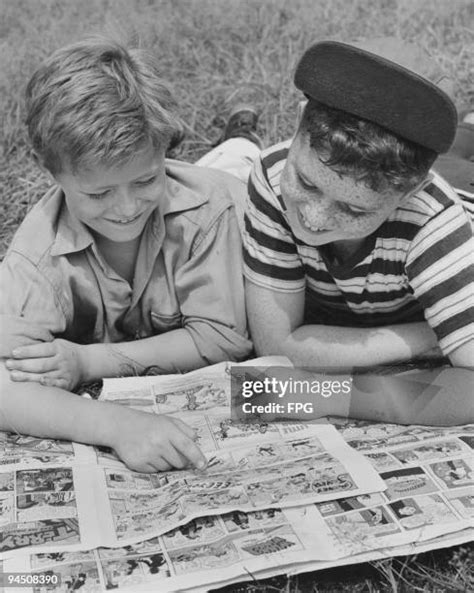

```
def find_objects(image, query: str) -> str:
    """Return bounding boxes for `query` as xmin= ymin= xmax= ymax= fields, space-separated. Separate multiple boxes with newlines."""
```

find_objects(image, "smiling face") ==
xmin=280 ymin=131 xmax=410 ymax=249
xmin=55 ymin=146 xmax=166 ymax=243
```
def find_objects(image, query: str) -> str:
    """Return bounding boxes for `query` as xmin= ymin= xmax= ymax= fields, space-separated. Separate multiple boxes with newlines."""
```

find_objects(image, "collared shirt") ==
xmin=243 ymin=140 xmax=474 ymax=356
xmin=0 ymin=160 xmax=252 ymax=366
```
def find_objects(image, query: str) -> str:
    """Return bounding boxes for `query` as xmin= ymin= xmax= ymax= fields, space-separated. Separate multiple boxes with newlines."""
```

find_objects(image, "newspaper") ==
xmin=0 ymin=434 xmax=93 ymax=469
xmin=0 ymin=359 xmax=384 ymax=562
xmin=3 ymin=421 xmax=473 ymax=593
xmin=1 ymin=360 xmax=473 ymax=593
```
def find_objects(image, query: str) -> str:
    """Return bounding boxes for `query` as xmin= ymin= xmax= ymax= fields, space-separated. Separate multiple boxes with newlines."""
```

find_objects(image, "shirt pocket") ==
xmin=150 ymin=311 xmax=182 ymax=333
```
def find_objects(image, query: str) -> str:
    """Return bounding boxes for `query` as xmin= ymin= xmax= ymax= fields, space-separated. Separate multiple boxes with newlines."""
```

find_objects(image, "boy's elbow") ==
xmin=448 ymin=342 xmax=474 ymax=370
xmin=186 ymin=321 xmax=253 ymax=365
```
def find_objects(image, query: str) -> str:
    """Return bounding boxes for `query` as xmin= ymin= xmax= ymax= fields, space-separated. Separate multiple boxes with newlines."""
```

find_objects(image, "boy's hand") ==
xmin=110 ymin=411 xmax=208 ymax=473
xmin=6 ymin=339 xmax=86 ymax=391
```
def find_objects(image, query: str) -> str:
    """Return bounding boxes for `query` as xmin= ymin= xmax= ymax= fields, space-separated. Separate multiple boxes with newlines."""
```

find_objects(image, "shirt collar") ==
xmin=50 ymin=187 xmax=95 ymax=257
xmin=161 ymin=159 xmax=208 ymax=215
xmin=50 ymin=160 xmax=208 ymax=257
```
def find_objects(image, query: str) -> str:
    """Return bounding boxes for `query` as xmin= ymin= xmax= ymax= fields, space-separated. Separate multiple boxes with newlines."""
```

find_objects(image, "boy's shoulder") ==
xmin=390 ymin=171 xmax=472 ymax=230
xmin=166 ymin=159 xmax=246 ymax=209
xmin=259 ymin=139 xmax=292 ymax=180
xmin=6 ymin=186 xmax=66 ymax=267
xmin=249 ymin=140 xmax=291 ymax=204
xmin=260 ymin=139 xmax=292 ymax=168
xmin=164 ymin=159 xmax=247 ymax=233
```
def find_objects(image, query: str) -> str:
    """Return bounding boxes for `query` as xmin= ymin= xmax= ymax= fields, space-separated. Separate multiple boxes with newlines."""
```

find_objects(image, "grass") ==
xmin=0 ymin=0 xmax=473 ymax=590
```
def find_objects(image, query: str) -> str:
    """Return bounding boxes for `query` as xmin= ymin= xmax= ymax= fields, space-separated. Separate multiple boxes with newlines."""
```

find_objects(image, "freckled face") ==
xmin=55 ymin=147 xmax=167 ymax=243
xmin=279 ymin=131 xmax=406 ymax=248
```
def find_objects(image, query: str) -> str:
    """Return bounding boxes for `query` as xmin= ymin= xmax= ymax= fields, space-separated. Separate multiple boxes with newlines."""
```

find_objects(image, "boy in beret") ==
xmin=243 ymin=38 xmax=474 ymax=425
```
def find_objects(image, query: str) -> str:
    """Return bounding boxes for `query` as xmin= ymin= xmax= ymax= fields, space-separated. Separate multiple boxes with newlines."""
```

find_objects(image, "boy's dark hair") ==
xmin=300 ymin=99 xmax=437 ymax=193
xmin=25 ymin=35 xmax=184 ymax=176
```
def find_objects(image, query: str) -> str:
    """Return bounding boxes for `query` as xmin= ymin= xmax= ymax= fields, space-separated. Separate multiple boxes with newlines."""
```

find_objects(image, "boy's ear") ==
xmin=32 ymin=152 xmax=55 ymax=183
xmin=397 ymin=173 xmax=433 ymax=205
xmin=405 ymin=173 xmax=434 ymax=200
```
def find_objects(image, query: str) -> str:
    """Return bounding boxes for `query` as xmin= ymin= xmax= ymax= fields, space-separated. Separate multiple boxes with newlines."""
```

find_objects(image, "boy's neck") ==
xmin=325 ymin=237 xmax=365 ymax=265
xmin=94 ymin=234 xmax=141 ymax=285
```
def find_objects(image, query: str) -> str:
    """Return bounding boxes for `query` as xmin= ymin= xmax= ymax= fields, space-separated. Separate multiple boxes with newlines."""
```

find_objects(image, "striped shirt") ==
xmin=243 ymin=140 xmax=474 ymax=356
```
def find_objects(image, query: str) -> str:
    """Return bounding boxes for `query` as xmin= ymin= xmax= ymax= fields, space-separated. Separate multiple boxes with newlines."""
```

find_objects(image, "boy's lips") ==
xmin=106 ymin=212 xmax=144 ymax=225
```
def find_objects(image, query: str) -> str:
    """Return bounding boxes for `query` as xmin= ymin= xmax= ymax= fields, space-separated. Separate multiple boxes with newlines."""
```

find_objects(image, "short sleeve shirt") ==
xmin=0 ymin=160 xmax=252 ymax=365
xmin=243 ymin=140 xmax=474 ymax=356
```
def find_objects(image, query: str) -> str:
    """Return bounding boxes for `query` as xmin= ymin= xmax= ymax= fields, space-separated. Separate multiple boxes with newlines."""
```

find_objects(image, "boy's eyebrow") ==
xmin=81 ymin=170 xmax=158 ymax=193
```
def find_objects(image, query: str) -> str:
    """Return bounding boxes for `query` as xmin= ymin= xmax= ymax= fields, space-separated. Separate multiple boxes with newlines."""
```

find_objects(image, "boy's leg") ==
xmin=196 ymin=137 xmax=261 ymax=182
xmin=195 ymin=105 xmax=262 ymax=183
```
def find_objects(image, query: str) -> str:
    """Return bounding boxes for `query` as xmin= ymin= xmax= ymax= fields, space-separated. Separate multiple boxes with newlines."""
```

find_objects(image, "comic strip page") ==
xmin=306 ymin=420 xmax=474 ymax=557
xmin=3 ymin=507 xmax=330 ymax=593
xmin=94 ymin=360 xmax=385 ymax=545
xmin=1 ymin=359 xmax=384 ymax=560
xmin=0 ymin=433 xmax=94 ymax=469
xmin=4 ymin=471 xmax=474 ymax=593
xmin=97 ymin=422 xmax=384 ymax=546
xmin=0 ymin=465 xmax=100 ymax=558
xmin=1 ymin=360 xmax=473 ymax=592
xmin=2 ymin=421 xmax=474 ymax=592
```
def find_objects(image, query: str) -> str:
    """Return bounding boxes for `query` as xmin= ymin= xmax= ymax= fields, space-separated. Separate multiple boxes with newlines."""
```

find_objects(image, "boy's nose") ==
xmin=301 ymin=200 xmax=335 ymax=229
xmin=114 ymin=189 xmax=139 ymax=217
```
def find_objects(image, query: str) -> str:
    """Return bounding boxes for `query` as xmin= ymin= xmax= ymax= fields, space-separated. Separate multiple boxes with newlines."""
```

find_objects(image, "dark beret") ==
xmin=294 ymin=39 xmax=458 ymax=153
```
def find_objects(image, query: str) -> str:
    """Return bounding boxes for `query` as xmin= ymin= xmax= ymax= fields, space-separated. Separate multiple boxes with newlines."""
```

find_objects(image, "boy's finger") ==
xmin=11 ymin=343 xmax=56 ymax=359
xmin=9 ymin=370 xmax=49 ymax=383
xmin=173 ymin=434 xmax=207 ymax=470
xmin=171 ymin=417 xmax=198 ymax=440
xmin=151 ymin=457 xmax=174 ymax=472
xmin=6 ymin=357 xmax=58 ymax=373
xmin=160 ymin=445 xmax=190 ymax=470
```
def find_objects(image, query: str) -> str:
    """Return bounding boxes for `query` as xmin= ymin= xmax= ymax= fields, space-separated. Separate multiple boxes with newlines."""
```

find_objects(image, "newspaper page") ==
xmin=93 ymin=359 xmax=385 ymax=546
xmin=194 ymin=422 xmax=474 ymax=592
xmin=0 ymin=359 xmax=384 ymax=561
xmin=200 ymin=528 xmax=474 ymax=593
xmin=0 ymin=434 xmax=94 ymax=469
xmin=2 ymin=360 xmax=472 ymax=592
xmin=0 ymin=435 xmax=101 ymax=558
xmin=0 ymin=464 xmax=103 ymax=558
xmin=2 ymin=418 xmax=473 ymax=592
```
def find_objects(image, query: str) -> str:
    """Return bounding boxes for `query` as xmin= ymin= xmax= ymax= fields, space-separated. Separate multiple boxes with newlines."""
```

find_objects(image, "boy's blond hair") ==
xmin=25 ymin=35 xmax=183 ymax=175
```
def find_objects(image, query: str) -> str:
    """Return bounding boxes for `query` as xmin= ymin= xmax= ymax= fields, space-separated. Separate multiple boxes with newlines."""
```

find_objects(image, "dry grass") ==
xmin=0 ymin=0 xmax=473 ymax=590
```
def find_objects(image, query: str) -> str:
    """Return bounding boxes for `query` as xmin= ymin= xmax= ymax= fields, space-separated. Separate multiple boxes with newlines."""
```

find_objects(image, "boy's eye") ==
xmin=87 ymin=190 xmax=110 ymax=200
xmin=135 ymin=176 xmax=157 ymax=187
xmin=298 ymin=176 xmax=320 ymax=192
xmin=344 ymin=204 xmax=371 ymax=215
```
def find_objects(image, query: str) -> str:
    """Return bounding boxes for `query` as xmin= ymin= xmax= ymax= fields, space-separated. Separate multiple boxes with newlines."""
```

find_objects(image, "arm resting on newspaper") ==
xmin=249 ymin=366 xmax=474 ymax=426
xmin=7 ymin=329 xmax=214 ymax=391
xmin=0 ymin=362 xmax=207 ymax=472
xmin=246 ymin=280 xmax=442 ymax=368
xmin=448 ymin=340 xmax=474 ymax=370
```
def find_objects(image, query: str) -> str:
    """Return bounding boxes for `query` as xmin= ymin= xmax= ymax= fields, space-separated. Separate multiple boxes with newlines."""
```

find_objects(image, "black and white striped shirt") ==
xmin=243 ymin=140 xmax=474 ymax=356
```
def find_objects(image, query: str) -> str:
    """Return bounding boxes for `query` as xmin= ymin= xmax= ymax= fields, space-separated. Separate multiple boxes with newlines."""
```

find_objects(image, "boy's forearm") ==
xmin=250 ymin=367 xmax=473 ymax=426
xmin=81 ymin=329 xmax=207 ymax=382
xmin=281 ymin=321 xmax=440 ymax=368
xmin=0 ymin=362 xmax=128 ymax=447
